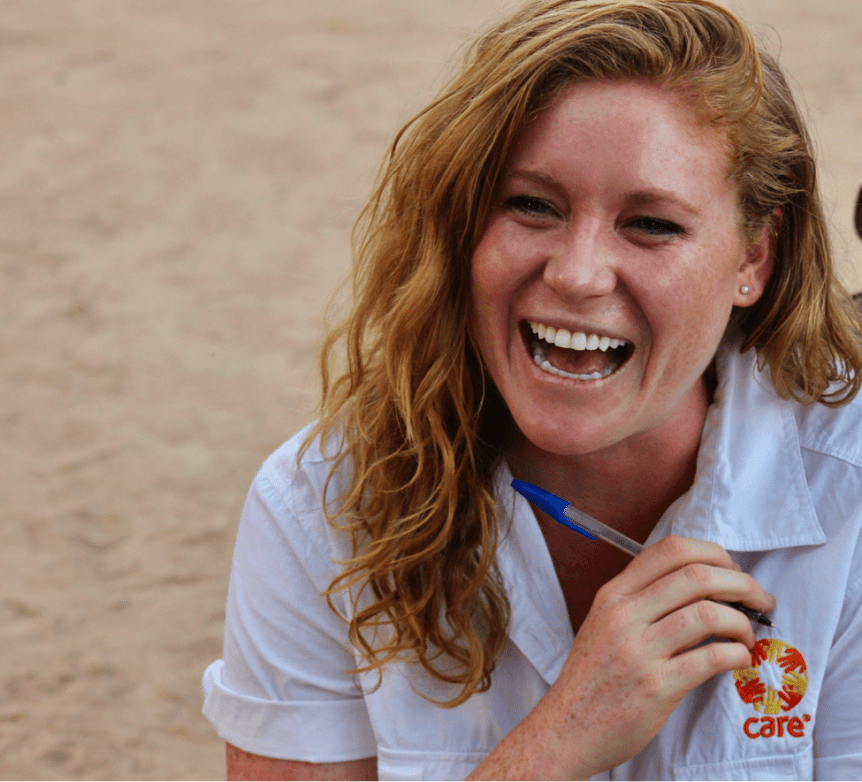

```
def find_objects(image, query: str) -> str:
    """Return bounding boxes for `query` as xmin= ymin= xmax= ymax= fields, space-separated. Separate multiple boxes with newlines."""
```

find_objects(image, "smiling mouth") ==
xmin=523 ymin=320 xmax=633 ymax=380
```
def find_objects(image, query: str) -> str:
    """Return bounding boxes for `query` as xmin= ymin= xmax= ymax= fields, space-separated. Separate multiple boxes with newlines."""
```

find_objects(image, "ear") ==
xmin=734 ymin=207 xmax=780 ymax=307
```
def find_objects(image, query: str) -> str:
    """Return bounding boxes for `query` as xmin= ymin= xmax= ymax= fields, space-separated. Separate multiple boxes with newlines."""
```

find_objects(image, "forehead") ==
xmin=507 ymin=79 xmax=737 ymax=207
xmin=520 ymin=78 xmax=728 ymax=157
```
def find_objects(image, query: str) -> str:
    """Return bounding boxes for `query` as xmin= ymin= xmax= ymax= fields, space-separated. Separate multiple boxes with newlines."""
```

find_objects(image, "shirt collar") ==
xmin=657 ymin=342 xmax=826 ymax=552
xmin=494 ymin=341 xmax=827 ymax=683
xmin=495 ymin=461 xmax=575 ymax=685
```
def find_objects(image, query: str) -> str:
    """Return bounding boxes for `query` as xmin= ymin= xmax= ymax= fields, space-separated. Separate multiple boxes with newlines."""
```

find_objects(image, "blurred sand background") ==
xmin=0 ymin=1 xmax=859 ymax=779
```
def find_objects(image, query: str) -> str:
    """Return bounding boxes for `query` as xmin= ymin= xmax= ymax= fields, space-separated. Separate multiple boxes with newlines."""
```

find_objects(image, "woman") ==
xmin=202 ymin=0 xmax=862 ymax=778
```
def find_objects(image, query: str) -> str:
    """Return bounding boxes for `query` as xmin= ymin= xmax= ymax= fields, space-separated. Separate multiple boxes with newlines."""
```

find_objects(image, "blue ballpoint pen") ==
xmin=511 ymin=478 xmax=775 ymax=628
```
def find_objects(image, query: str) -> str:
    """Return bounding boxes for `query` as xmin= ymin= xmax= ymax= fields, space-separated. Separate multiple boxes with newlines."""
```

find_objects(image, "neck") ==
xmin=507 ymin=383 xmax=709 ymax=542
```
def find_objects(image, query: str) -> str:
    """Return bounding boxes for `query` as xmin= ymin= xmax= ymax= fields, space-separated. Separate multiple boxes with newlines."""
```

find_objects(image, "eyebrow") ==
xmin=627 ymin=190 xmax=701 ymax=219
xmin=506 ymin=169 xmax=702 ymax=219
xmin=505 ymin=168 xmax=562 ymax=191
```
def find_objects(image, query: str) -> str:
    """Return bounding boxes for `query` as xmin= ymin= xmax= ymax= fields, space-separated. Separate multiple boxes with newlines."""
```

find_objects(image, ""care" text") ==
xmin=743 ymin=714 xmax=811 ymax=739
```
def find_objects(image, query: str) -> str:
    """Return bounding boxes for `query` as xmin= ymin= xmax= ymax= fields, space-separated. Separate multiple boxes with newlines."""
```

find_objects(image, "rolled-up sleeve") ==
xmin=202 ymin=448 xmax=377 ymax=762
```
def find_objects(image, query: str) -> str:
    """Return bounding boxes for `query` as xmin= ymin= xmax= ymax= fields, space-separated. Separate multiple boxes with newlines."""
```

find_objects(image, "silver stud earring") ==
xmin=740 ymin=285 xmax=751 ymax=295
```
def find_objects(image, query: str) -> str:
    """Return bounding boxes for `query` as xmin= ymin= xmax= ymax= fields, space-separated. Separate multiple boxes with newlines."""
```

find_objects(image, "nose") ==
xmin=543 ymin=218 xmax=618 ymax=302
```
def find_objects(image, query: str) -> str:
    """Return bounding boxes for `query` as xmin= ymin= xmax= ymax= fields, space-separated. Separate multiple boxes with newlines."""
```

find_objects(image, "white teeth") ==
xmin=527 ymin=321 xmax=629 ymax=352
xmin=533 ymin=353 xmax=614 ymax=380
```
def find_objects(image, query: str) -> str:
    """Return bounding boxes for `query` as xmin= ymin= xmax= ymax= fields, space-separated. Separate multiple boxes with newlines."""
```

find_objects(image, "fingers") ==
xmin=613 ymin=535 xmax=742 ymax=596
xmin=644 ymin=597 xmax=759 ymax=656
xmin=640 ymin=559 xmax=776 ymax=624
xmin=594 ymin=535 xmax=775 ymax=660
xmin=661 ymin=639 xmax=754 ymax=698
xmin=634 ymin=602 xmax=757 ymax=707
xmin=537 ymin=534 xmax=774 ymax=774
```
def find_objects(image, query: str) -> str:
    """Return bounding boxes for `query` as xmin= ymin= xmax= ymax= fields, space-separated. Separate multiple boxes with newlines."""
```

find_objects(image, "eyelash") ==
xmin=627 ymin=217 xmax=685 ymax=237
xmin=505 ymin=195 xmax=686 ymax=238
xmin=505 ymin=195 xmax=559 ymax=219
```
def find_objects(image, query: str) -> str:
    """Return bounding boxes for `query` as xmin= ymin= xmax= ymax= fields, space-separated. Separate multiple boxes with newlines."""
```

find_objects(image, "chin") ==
xmin=513 ymin=412 xmax=624 ymax=459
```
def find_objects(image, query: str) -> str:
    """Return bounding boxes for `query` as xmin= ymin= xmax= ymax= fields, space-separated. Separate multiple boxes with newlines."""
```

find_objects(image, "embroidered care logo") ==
xmin=733 ymin=638 xmax=811 ymax=739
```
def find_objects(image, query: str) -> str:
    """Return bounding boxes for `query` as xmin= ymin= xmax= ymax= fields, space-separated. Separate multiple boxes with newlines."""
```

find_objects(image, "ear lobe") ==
xmin=734 ymin=207 xmax=780 ymax=307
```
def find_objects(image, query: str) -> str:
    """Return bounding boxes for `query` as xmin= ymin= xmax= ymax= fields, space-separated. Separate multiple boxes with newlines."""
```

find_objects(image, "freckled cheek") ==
xmin=472 ymin=240 xmax=515 ymax=285
xmin=470 ymin=246 xmax=520 ymax=330
xmin=468 ymin=273 xmax=500 ymax=341
xmin=656 ymin=308 xmax=733 ymax=397
xmin=639 ymin=280 xmax=730 ymax=379
xmin=469 ymin=277 xmax=508 ymax=373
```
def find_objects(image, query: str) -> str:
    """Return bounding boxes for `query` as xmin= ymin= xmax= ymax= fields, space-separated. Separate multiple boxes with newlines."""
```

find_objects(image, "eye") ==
xmin=505 ymin=195 xmax=560 ymax=220
xmin=627 ymin=217 xmax=685 ymax=237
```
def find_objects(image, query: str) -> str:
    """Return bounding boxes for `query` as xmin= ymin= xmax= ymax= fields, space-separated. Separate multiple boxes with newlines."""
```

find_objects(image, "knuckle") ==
xmin=640 ymin=664 xmax=671 ymax=700
xmin=593 ymin=581 xmax=615 ymax=610
xmin=694 ymin=599 xmax=720 ymax=626
xmin=659 ymin=534 xmax=689 ymax=560
xmin=664 ymin=603 xmax=697 ymax=635
xmin=673 ymin=649 xmax=705 ymax=682
xmin=590 ymin=586 xmax=632 ymax=633
xmin=703 ymin=643 xmax=726 ymax=673
xmin=594 ymin=580 xmax=627 ymax=613
xmin=682 ymin=562 xmax=712 ymax=587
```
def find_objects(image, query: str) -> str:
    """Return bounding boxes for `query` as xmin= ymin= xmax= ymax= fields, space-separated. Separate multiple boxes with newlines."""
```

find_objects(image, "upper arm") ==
xmin=226 ymin=743 xmax=378 ymax=781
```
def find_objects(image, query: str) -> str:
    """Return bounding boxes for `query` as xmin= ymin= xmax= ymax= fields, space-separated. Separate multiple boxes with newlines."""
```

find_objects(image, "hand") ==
xmin=472 ymin=535 xmax=776 ymax=780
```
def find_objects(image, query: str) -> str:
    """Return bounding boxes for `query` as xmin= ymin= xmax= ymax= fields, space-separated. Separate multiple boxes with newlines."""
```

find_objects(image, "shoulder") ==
xmin=793 ymin=391 xmax=862 ymax=470
xmin=255 ymin=421 xmax=352 ymax=515
xmin=791 ymin=395 xmax=862 ymax=590
xmin=721 ymin=342 xmax=862 ymax=470
xmin=240 ymin=422 xmax=355 ymax=581
xmin=785 ymin=385 xmax=862 ymax=545
xmin=256 ymin=421 xmax=345 ymax=503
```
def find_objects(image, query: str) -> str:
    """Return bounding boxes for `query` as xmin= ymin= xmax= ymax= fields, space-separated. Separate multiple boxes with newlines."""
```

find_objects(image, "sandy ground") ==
xmin=0 ymin=1 xmax=859 ymax=779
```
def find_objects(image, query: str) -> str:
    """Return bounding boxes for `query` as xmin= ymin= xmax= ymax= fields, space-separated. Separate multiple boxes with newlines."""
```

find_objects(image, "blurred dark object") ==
xmin=854 ymin=187 xmax=861 ymax=311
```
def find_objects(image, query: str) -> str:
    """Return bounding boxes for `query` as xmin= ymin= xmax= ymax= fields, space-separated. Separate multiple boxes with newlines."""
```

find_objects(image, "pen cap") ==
xmin=511 ymin=479 xmax=570 ymax=526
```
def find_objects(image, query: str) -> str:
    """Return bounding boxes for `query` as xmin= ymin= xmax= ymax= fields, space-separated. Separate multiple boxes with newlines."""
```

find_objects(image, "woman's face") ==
xmin=470 ymin=79 xmax=773 ymax=459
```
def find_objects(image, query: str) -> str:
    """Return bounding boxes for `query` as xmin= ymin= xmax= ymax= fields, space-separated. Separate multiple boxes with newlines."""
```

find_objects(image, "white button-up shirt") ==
xmin=202 ymin=344 xmax=862 ymax=780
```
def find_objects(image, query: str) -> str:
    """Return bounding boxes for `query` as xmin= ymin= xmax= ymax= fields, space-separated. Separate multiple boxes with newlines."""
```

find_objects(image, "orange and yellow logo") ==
xmin=733 ymin=638 xmax=811 ymax=739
